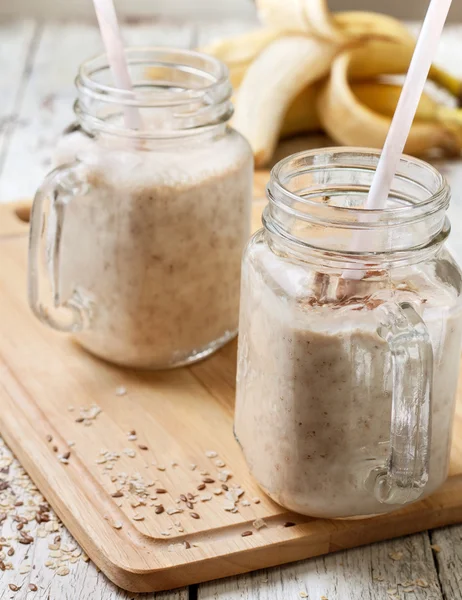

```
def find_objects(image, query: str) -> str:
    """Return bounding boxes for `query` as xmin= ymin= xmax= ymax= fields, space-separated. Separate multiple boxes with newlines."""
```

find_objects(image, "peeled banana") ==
xmin=318 ymin=52 xmax=461 ymax=156
xmin=195 ymin=1 xmax=462 ymax=164
xmin=232 ymin=35 xmax=339 ymax=167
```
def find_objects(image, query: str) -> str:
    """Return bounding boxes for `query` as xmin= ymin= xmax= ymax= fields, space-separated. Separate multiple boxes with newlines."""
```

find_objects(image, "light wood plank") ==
xmin=431 ymin=525 xmax=462 ymax=599
xmin=0 ymin=438 xmax=187 ymax=600
xmin=0 ymin=19 xmax=38 ymax=202
xmin=198 ymin=533 xmax=443 ymax=600
xmin=0 ymin=20 xmax=193 ymax=202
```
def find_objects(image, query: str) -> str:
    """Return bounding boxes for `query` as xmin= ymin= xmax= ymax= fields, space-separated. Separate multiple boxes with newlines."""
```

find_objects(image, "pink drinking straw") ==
xmin=344 ymin=0 xmax=453 ymax=280
xmin=92 ymin=0 xmax=143 ymax=130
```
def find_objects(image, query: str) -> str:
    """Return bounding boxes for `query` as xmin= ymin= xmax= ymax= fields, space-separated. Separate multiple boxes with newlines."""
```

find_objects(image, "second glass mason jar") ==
xmin=28 ymin=48 xmax=253 ymax=368
xmin=235 ymin=148 xmax=462 ymax=519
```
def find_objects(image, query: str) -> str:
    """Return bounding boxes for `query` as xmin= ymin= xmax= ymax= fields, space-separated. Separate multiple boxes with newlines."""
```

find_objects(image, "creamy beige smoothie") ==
xmin=55 ymin=129 xmax=253 ymax=368
xmin=235 ymin=233 xmax=462 ymax=518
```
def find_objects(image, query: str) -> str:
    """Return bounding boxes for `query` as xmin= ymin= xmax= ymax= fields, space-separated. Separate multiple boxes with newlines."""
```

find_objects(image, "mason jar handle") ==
xmin=372 ymin=300 xmax=433 ymax=505
xmin=28 ymin=161 xmax=91 ymax=332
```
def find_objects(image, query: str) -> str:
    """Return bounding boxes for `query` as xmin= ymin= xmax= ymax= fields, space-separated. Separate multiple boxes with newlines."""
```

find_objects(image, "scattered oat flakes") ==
xmin=157 ymin=465 xmax=166 ymax=471
xmin=215 ymin=459 xmax=226 ymax=467
xmin=415 ymin=579 xmax=429 ymax=588
xmin=388 ymin=550 xmax=404 ymax=561
xmin=253 ymin=518 xmax=267 ymax=531
xmin=160 ymin=531 xmax=171 ymax=536
xmin=299 ymin=593 xmax=308 ymax=599
xmin=212 ymin=488 xmax=222 ymax=495
xmin=205 ymin=451 xmax=218 ymax=458
xmin=223 ymin=501 xmax=236 ymax=511
xmin=241 ymin=500 xmax=251 ymax=507
xmin=167 ymin=507 xmax=183 ymax=515
xmin=430 ymin=544 xmax=441 ymax=552
xmin=190 ymin=464 xmax=197 ymax=471
xmin=115 ymin=386 xmax=127 ymax=396
xmin=57 ymin=566 xmax=70 ymax=576
xmin=200 ymin=494 xmax=212 ymax=502
xmin=132 ymin=514 xmax=144 ymax=521
xmin=218 ymin=470 xmax=232 ymax=482
xmin=112 ymin=521 xmax=123 ymax=530
xmin=252 ymin=497 xmax=261 ymax=504
xmin=123 ymin=448 xmax=136 ymax=458
xmin=67 ymin=405 xmax=75 ymax=412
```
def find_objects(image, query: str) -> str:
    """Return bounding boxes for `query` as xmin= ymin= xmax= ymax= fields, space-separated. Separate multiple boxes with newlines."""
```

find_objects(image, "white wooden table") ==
xmin=1 ymin=16 xmax=462 ymax=600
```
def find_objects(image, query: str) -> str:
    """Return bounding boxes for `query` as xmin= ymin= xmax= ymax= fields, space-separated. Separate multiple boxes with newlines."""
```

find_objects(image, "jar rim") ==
xmin=76 ymin=46 xmax=231 ymax=107
xmin=268 ymin=147 xmax=449 ymax=228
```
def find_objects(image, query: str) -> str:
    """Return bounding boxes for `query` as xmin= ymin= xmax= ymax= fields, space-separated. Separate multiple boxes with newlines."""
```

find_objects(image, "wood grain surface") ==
xmin=1 ymin=198 xmax=462 ymax=593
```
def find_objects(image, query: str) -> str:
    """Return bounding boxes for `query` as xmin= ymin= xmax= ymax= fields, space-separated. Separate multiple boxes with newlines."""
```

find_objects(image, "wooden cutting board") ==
xmin=1 ymin=190 xmax=462 ymax=593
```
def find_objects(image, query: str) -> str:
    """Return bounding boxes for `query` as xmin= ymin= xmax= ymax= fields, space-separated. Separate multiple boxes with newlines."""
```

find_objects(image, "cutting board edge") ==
xmin=2 ymin=355 xmax=462 ymax=592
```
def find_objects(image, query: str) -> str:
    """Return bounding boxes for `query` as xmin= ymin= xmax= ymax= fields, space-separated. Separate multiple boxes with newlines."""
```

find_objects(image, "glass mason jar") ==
xmin=235 ymin=148 xmax=462 ymax=519
xmin=28 ymin=48 xmax=253 ymax=369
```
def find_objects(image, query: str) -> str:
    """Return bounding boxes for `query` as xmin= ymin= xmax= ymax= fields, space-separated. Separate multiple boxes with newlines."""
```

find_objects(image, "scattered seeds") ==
xmin=29 ymin=584 xmax=38 ymax=592
xmin=190 ymin=512 xmax=200 ymax=519
xmin=202 ymin=477 xmax=215 ymax=484
xmin=241 ymin=530 xmax=252 ymax=537
xmin=389 ymin=551 xmax=404 ymax=561
xmin=221 ymin=484 xmax=229 ymax=491
xmin=111 ymin=491 xmax=124 ymax=498
xmin=190 ymin=464 xmax=197 ymax=471
xmin=184 ymin=541 xmax=191 ymax=549
xmin=156 ymin=466 xmax=166 ymax=471
xmin=52 ymin=446 xmax=58 ymax=453
xmin=283 ymin=521 xmax=296 ymax=528
xmin=186 ymin=501 xmax=194 ymax=510
xmin=46 ymin=435 xmax=53 ymax=443
xmin=155 ymin=505 xmax=165 ymax=514
xmin=9 ymin=584 xmax=20 ymax=592
xmin=431 ymin=544 xmax=441 ymax=552
xmin=7 ymin=547 xmax=14 ymax=556
xmin=196 ymin=483 xmax=206 ymax=491
xmin=252 ymin=497 xmax=261 ymax=504
xmin=138 ymin=444 xmax=148 ymax=451
xmin=62 ymin=451 xmax=71 ymax=460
